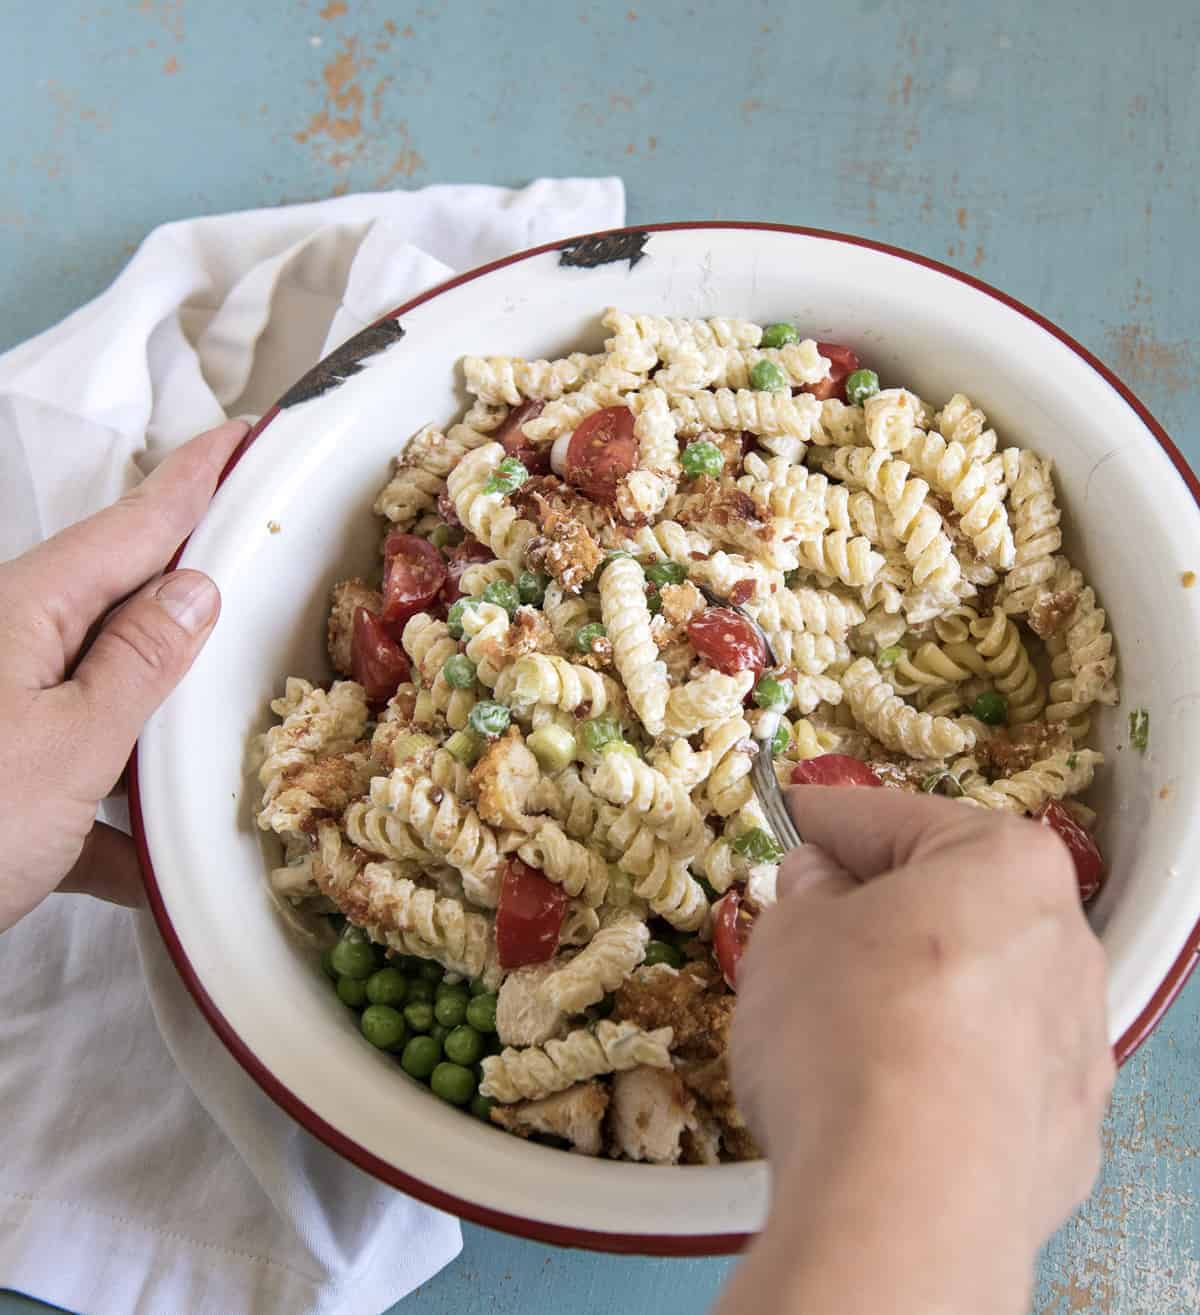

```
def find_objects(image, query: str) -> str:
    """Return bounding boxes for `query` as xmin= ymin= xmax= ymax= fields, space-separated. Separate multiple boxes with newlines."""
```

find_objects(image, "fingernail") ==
xmin=156 ymin=571 xmax=219 ymax=635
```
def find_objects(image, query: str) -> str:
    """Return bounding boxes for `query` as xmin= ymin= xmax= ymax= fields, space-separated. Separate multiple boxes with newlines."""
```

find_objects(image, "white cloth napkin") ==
xmin=0 ymin=177 xmax=626 ymax=1315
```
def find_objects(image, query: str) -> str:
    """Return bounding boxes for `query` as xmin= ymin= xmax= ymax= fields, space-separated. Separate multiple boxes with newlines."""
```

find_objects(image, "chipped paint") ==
xmin=319 ymin=0 xmax=347 ymax=16
xmin=1103 ymin=323 xmax=1198 ymax=397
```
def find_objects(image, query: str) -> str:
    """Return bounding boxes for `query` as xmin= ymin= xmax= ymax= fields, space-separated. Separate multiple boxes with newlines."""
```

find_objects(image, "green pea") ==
xmin=732 ymin=827 xmax=785 ymax=864
xmin=445 ymin=728 xmax=483 ymax=766
xmin=442 ymin=653 xmax=476 ymax=689
xmin=760 ymin=322 xmax=800 ymax=349
xmin=429 ymin=1022 xmax=452 ymax=1047
xmin=574 ymin=622 xmax=607 ymax=653
xmin=446 ymin=596 xmax=481 ymax=639
xmin=434 ymin=991 xmax=469 ymax=1028
xmin=436 ymin=980 xmax=470 ymax=1002
xmin=406 ymin=979 xmax=436 ymax=1004
xmin=336 ymin=976 xmax=369 ymax=1009
xmin=844 ymin=368 xmax=880 ymax=406
xmin=646 ymin=588 xmax=662 ymax=616
xmin=679 ymin=440 xmax=725 ymax=478
xmin=469 ymin=978 xmax=490 ymax=997
xmin=483 ymin=579 xmax=521 ymax=617
xmin=749 ymin=359 xmax=788 ymax=392
xmin=580 ymin=716 xmax=623 ymax=754
xmin=320 ymin=946 xmax=339 ymax=981
xmin=771 ymin=721 xmax=791 ymax=756
xmin=645 ymin=560 xmax=687 ymax=587
xmin=403 ymin=1001 xmax=435 ymax=1033
xmin=470 ymin=1093 xmax=496 ymax=1122
xmin=431 ymin=1062 xmax=477 ymax=1106
xmin=643 ymin=940 xmax=685 ymax=970
xmin=330 ymin=938 xmax=377 ymax=981
xmin=482 ymin=456 xmax=528 ymax=496
xmin=400 ymin=1034 xmax=442 ymax=1080
xmin=365 ymin=967 xmax=409 ymax=1007
xmin=466 ymin=992 xmax=498 ymax=1034
xmin=430 ymin=523 xmax=464 ymax=550
xmin=468 ymin=700 xmax=511 ymax=738
xmin=753 ymin=674 xmax=792 ymax=710
xmin=518 ymin=570 xmax=550 ymax=606
xmin=361 ymin=1004 xmax=408 ymax=1052
xmin=418 ymin=960 xmax=446 ymax=983
xmin=972 ymin=691 xmax=1009 ymax=726
xmin=444 ymin=1024 xmax=485 ymax=1066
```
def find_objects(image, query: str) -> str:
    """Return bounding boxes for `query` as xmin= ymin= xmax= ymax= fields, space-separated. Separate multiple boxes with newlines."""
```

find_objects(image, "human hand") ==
xmin=718 ymin=787 xmax=1113 ymax=1315
xmin=0 ymin=420 xmax=249 ymax=931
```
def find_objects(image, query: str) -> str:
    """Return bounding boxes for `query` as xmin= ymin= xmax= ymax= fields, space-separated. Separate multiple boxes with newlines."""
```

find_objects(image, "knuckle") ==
xmin=102 ymin=608 xmax=181 ymax=678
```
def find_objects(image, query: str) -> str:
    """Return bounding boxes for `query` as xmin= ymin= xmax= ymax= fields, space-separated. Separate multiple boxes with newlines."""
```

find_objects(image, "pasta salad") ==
xmin=253 ymin=308 xmax=1118 ymax=1163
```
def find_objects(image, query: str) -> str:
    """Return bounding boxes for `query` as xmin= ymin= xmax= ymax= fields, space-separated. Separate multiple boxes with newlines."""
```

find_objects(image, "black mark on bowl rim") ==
xmin=558 ymin=231 xmax=650 ymax=270
xmin=278 ymin=319 xmax=406 ymax=408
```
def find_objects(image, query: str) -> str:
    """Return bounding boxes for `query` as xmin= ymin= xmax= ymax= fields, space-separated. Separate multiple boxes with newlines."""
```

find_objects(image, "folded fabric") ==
xmin=0 ymin=176 xmax=625 ymax=1315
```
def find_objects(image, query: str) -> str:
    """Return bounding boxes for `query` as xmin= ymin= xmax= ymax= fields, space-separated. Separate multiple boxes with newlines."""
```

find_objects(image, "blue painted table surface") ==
xmin=2 ymin=1 xmax=1198 ymax=1312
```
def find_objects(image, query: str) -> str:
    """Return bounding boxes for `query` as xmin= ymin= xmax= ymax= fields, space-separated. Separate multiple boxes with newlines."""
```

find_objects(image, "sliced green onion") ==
xmin=732 ymin=827 xmax=784 ymax=864
xmin=482 ymin=456 xmax=528 ymax=496
xmin=877 ymin=646 xmax=903 ymax=667
xmin=1129 ymin=708 xmax=1150 ymax=752
xmin=645 ymin=561 xmax=687 ymax=587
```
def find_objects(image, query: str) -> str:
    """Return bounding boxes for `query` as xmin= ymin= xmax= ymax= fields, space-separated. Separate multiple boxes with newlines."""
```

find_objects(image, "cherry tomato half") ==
xmin=565 ymin=406 xmax=638 ymax=503
xmin=801 ymin=342 xmax=860 ymax=402
xmin=687 ymin=607 xmax=768 ymax=678
xmin=1035 ymin=800 xmax=1105 ymax=902
xmin=381 ymin=532 xmax=448 ymax=629
xmin=436 ymin=536 xmax=495 ymax=612
xmin=495 ymin=399 xmax=550 ymax=475
xmin=712 ymin=889 xmax=756 ymax=990
xmin=350 ymin=607 xmax=411 ymax=704
xmin=790 ymin=754 xmax=883 ymax=788
xmin=495 ymin=858 xmax=569 ymax=969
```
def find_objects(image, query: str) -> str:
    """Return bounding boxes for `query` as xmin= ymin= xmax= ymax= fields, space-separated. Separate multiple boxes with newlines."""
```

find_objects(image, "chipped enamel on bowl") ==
xmin=132 ymin=223 xmax=1200 ymax=1253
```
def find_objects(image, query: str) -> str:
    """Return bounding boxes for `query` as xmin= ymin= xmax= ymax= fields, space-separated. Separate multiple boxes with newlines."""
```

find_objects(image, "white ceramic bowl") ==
xmin=133 ymin=223 xmax=1200 ymax=1253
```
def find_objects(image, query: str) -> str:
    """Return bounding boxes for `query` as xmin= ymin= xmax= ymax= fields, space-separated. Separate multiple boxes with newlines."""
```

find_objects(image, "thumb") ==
xmin=776 ymin=842 xmax=857 ymax=902
xmin=65 ymin=569 xmax=220 ymax=797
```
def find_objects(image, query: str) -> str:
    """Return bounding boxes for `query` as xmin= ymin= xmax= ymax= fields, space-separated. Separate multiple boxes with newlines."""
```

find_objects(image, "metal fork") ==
xmin=692 ymin=584 xmax=804 ymax=853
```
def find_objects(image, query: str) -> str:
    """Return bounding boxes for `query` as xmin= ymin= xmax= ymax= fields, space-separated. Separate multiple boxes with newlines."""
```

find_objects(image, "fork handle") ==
xmin=755 ymin=774 xmax=804 ymax=852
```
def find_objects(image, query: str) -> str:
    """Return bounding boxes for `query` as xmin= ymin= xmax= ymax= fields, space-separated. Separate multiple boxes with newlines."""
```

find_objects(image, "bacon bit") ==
xmin=1029 ymin=589 xmax=1079 ymax=639
xmin=429 ymin=786 xmax=444 ymax=805
xmin=675 ymin=476 xmax=766 ymax=531
xmin=977 ymin=722 xmax=1072 ymax=777
xmin=728 ymin=579 xmax=756 ymax=606
xmin=975 ymin=583 xmax=1000 ymax=614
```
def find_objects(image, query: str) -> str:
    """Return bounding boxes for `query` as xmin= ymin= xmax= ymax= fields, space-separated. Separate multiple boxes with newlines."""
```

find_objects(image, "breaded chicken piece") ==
xmin=491 ymin=1081 xmax=609 ymax=1156
xmin=262 ymin=746 xmax=375 ymax=838
xmin=608 ymin=1066 xmax=698 ymax=1164
xmin=612 ymin=963 xmax=733 ymax=1061
xmin=327 ymin=578 xmax=383 ymax=676
xmin=496 ymin=960 xmax=569 ymax=1047
xmin=472 ymin=727 xmax=541 ymax=833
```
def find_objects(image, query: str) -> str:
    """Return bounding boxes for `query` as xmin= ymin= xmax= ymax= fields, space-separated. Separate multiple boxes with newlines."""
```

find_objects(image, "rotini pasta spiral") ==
xmin=664 ymin=668 xmax=755 ymax=738
xmin=796 ymin=530 xmax=884 ymax=588
xmin=446 ymin=443 xmax=539 ymax=568
xmin=656 ymin=340 xmax=829 ymax=392
xmin=737 ymin=452 xmax=826 ymax=537
xmin=371 ymin=765 xmax=502 ymax=908
xmin=817 ymin=446 xmax=960 ymax=593
xmin=517 ymin=821 xmax=610 ymax=907
xmin=669 ymin=387 xmax=822 ymax=439
xmin=496 ymin=654 xmax=626 ymax=718
xmin=587 ymin=749 xmax=706 ymax=856
xmin=460 ymin=600 xmax=511 ymax=689
xmin=863 ymin=388 xmax=924 ymax=452
xmin=967 ymin=608 xmax=1045 ymax=724
xmin=1001 ymin=451 xmax=1062 ymax=615
xmin=462 ymin=353 xmax=590 ymax=405
xmin=960 ymin=749 xmax=1103 ymax=813
xmin=841 ymin=657 xmax=975 ymax=757
xmin=479 ymin=1019 xmax=674 ymax=1103
xmin=538 ymin=914 xmax=649 ymax=1014
xmin=601 ymin=307 xmax=762 ymax=353
xmin=600 ymin=556 xmax=669 ymax=736
xmin=314 ymin=823 xmax=501 ymax=987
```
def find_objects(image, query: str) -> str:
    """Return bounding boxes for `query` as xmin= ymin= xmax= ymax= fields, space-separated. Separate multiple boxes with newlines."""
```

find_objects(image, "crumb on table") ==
xmin=268 ymin=520 xmax=281 ymax=534
xmin=1182 ymin=570 xmax=1196 ymax=589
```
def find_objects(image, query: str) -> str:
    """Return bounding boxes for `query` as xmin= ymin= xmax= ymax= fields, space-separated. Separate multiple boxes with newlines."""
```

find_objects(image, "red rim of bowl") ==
xmin=130 ymin=220 xmax=1200 ymax=1256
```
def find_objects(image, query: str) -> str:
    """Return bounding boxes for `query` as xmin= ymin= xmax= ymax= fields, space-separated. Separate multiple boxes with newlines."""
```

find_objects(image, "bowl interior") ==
xmin=135 ymin=226 xmax=1200 ymax=1245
